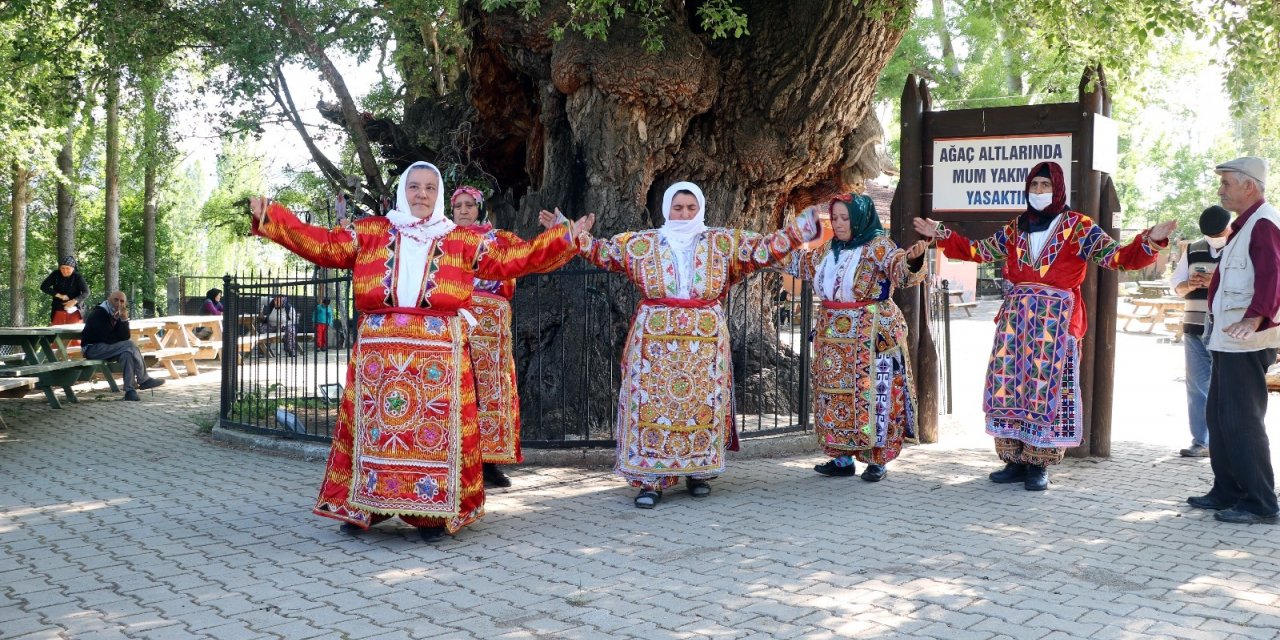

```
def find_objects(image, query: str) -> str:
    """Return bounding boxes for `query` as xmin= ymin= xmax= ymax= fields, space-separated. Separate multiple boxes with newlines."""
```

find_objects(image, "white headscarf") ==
xmin=386 ymin=161 xmax=454 ymax=239
xmin=659 ymin=182 xmax=709 ymax=297
xmin=385 ymin=161 xmax=454 ymax=307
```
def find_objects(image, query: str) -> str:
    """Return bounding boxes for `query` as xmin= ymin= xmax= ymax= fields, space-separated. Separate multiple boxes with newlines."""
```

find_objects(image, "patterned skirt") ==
xmin=467 ymin=292 xmax=522 ymax=464
xmin=312 ymin=312 xmax=484 ymax=533
xmin=983 ymin=283 xmax=1082 ymax=448
xmin=615 ymin=302 xmax=732 ymax=488
xmin=812 ymin=301 xmax=917 ymax=464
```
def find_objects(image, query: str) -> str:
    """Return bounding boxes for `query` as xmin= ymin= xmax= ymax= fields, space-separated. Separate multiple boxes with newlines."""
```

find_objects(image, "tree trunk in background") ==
xmin=56 ymin=120 xmax=77 ymax=261
xmin=9 ymin=164 xmax=32 ymax=326
xmin=142 ymin=74 xmax=159 ymax=317
xmin=933 ymin=0 xmax=962 ymax=79
xmin=458 ymin=0 xmax=906 ymax=436
xmin=104 ymin=71 xmax=121 ymax=294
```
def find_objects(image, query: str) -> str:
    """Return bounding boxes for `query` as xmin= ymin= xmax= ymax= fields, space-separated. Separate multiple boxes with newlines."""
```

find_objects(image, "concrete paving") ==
xmin=2 ymin=301 xmax=1279 ymax=639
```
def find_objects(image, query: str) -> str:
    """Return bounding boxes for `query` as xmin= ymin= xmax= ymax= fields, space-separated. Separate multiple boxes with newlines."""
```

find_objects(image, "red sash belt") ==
xmin=361 ymin=306 xmax=457 ymax=318
xmin=821 ymin=300 xmax=877 ymax=310
xmin=640 ymin=297 xmax=722 ymax=309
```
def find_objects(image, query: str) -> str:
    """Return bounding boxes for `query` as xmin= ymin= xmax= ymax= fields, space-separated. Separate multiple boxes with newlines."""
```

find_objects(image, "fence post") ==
xmin=797 ymin=280 xmax=813 ymax=431
xmin=220 ymin=274 xmax=234 ymax=420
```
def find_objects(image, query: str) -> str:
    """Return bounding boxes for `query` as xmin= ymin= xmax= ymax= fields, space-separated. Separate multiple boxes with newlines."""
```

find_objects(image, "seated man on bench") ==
xmin=81 ymin=291 xmax=165 ymax=401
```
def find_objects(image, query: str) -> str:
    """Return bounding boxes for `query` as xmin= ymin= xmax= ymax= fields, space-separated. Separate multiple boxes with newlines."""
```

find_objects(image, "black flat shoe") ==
xmin=1188 ymin=495 xmax=1237 ymax=510
xmin=1023 ymin=465 xmax=1049 ymax=491
xmin=418 ymin=526 xmax=446 ymax=541
xmin=988 ymin=463 xmax=1027 ymax=484
xmin=686 ymin=479 xmax=711 ymax=498
xmin=634 ymin=490 xmax=662 ymax=509
xmin=339 ymin=523 xmax=363 ymax=535
xmin=861 ymin=464 xmax=888 ymax=482
xmin=814 ymin=460 xmax=856 ymax=477
xmin=483 ymin=463 xmax=512 ymax=488
xmin=1213 ymin=508 xmax=1279 ymax=524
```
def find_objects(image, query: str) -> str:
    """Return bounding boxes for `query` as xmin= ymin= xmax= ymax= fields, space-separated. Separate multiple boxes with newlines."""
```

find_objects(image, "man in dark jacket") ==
xmin=81 ymin=291 xmax=165 ymax=401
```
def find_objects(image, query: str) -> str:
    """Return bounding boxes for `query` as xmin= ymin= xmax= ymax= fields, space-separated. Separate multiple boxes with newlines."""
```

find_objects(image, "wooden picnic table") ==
xmin=1118 ymin=297 xmax=1185 ymax=334
xmin=0 ymin=327 xmax=117 ymax=408
xmin=58 ymin=317 xmax=203 ymax=378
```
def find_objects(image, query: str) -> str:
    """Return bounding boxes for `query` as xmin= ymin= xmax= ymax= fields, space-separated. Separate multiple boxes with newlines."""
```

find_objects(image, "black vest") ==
xmin=1182 ymin=239 xmax=1221 ymax=336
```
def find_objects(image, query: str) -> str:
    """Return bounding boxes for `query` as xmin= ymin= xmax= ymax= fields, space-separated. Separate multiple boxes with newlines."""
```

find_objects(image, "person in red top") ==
xmin=1188 ymin=156 xmax=1280 ymax=525
xmin=249 ymin=161 xmax=594 ymax=541
xmin=914 ymin=161 xmax=1175 ymax=492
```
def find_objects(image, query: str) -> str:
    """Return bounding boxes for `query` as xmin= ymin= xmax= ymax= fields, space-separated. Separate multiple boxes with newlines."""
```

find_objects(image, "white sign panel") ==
xmin=1092 ymin=114 xmax=1118 ymax=174
xmin=932 ymin=134 xmax=1073 ymax=214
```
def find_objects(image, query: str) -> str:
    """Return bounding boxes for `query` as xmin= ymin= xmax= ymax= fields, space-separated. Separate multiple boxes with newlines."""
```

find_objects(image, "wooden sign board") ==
xmin=931 ymin=134 xmax=1073 ymax=214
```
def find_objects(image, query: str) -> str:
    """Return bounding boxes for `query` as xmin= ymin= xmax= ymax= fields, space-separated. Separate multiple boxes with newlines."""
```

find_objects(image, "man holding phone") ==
xmin=81 ymin=291 xmax=165 ymax=401
xmin=1170 ymin=206 xmax=1232 ymax=457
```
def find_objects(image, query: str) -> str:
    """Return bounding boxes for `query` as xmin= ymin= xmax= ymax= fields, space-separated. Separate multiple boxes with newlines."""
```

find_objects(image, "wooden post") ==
xmin=1067 ymin=65 xmax=1108 ymax=458
xmin=1089 ymin=67 xmax=1117 ymax=457
xmin=893 ymin=75 xmax=939 ymax=443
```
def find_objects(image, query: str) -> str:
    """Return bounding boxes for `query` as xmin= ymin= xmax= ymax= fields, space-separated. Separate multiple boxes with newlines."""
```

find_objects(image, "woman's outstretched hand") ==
xmin=572 ymin=213 xmax=596 ymax=236
xmin=912 ymin=217 xmax=940 ymax=239
xmin=904 ymin=240 xmax=929 ymax=260
xmin=249 ymin=196 xmax=271 ymax=224
xmin=539 ymin=208 xmax=569 ymax=230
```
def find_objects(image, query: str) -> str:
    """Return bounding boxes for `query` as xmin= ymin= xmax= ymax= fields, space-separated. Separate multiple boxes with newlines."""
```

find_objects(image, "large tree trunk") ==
xmin=9 ymin=164 xmax=32 ymax=326
xmin=933 ymin=0 xmax=962 ymax=79
xmin=458 ymin=0 xmax=906 ymax=438
xmin=142 ymin=73 xmax=159 ymax=317
xmin=104 ymin=71 xmax=122 ymax=294
xmin=56 ymin=120 xmax=77 ymax=260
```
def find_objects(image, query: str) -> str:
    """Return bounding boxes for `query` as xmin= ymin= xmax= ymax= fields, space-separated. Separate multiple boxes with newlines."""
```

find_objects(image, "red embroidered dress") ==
xmin=936 ymin=210 xmax=1163 ymax=449
xmin=254 ymin=203 xmax=577 ymax=533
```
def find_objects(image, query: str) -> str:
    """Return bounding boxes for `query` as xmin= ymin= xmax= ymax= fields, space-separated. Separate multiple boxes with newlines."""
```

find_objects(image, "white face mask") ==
xmin=1027 ymin=192 xmax=1054 ymax=211
xmin=1206 ymin=235 xmax=1229 ymax=249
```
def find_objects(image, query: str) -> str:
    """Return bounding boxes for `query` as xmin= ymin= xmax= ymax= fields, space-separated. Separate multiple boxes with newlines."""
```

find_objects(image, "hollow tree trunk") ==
xmin=9 ymin=164 xmax=32 ymax=326
xmin=104 ymin=70 xmax=121 ymax=294
xmin=459 ymin=0 xmax=907 ymax=435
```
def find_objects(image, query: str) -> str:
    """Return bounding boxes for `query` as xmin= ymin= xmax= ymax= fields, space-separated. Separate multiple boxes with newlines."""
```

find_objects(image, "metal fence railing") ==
xmin=217 ymin=264 xmax=817 ymax=446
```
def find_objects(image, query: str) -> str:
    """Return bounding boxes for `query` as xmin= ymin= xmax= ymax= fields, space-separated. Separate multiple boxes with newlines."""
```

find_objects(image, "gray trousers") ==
xmin=83 ymin=341 xmax=152 ymax=392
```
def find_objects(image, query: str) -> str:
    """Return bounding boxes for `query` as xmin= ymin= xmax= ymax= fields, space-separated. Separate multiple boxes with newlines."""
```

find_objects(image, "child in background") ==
xmin=314 ymin=297 xmax=333 ymax=351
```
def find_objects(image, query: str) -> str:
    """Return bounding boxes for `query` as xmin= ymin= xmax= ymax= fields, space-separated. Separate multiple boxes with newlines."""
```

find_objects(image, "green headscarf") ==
xmin=829 ymin=193 xmax=884 ymax=259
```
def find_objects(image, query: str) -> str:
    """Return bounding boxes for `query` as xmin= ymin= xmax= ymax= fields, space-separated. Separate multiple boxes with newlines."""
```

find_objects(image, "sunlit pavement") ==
xmin=2 ymin=301 xmax=1278 ymax=639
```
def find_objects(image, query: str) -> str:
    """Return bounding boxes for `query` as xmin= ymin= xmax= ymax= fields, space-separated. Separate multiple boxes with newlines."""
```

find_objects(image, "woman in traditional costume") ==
xmin=250 ymin=161 xmax=591 ymax=540
xmin=451 ymin=186 xmax=571 ymax=488
xmin=788 ymin=193 xmax=929 ymax=482
xmin=913 ymin=161 xmax=1175 ymax=491
xmin=578 ymin=181 xmax=819 ymax=508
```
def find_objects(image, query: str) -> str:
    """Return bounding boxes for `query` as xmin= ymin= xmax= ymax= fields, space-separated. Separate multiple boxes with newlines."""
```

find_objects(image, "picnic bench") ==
xmin=1117 ymin=297 xmax=1184 ymax=333
xmin=947 ymin=289 xmax=977 ymax=317
xmin=0 ymin=327 xmax=119 ymax=408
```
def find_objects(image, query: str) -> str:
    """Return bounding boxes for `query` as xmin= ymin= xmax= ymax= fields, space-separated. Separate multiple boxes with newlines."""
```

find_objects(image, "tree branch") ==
xmin=279 ymin=0 xmax=388 ymax=198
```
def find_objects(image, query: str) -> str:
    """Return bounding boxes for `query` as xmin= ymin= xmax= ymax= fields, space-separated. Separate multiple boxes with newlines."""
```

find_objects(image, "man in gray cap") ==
xmin=1187 ymin=156 xmax=1280 ymax=524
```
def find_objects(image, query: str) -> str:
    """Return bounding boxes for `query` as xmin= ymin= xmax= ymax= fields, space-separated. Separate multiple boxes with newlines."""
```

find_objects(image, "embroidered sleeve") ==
xmin=475 ymin=221 xmax=578 ymax=280
xmin=253 ymin=203 xmax=358 ymax=269
xmin=1076 ymin=216 xmax=1160 ymax=271
xmin=936 ymin=222 xmax=1011 ymax=264
xmin=785 ymin=248 xmax=820 ymax=280
xmin=727 ymin=210 xmax=817 ymax=283
xmin=578 ymin=232 xmax=632 ymax=274
xmin=882 ymin=239 xmax=929 ymax=289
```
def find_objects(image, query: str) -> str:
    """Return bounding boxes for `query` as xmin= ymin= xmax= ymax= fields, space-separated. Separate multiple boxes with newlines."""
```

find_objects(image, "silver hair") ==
xmin=1226 ymin=170 xmax=1266 ymax=194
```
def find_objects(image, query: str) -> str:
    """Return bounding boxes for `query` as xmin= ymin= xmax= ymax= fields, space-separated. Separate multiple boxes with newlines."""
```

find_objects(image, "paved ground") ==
xmin=3 ymin=302 xmax=1280 ymax=640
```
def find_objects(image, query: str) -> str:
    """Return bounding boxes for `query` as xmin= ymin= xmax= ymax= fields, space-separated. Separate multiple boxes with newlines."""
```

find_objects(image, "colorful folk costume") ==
xmin=788 ymin=194 xmax=927 ymax=482
xmin=934 ymin=161 xmax=1165 ymax=490
xmin=253 ymin=162 xmax=578 ymax=539
xmin=451 ymin=186 xmax=575 ymax=488
xmin=578 ymin=181 xmax=819 ymax=508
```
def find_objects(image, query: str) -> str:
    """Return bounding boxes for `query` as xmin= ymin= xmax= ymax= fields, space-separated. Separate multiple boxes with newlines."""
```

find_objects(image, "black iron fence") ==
xmin=218 ymin=265 xmax=816 ymax=446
